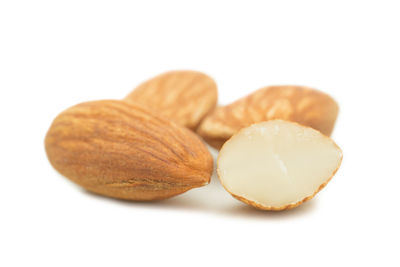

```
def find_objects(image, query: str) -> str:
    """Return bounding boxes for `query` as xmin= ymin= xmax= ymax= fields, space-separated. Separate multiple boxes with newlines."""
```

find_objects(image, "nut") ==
xmin=45 ymin=100 xmax=213 ymax=201
xmin=124 ymin=70 xmax=218 ymax=130
xmin=197 ymin=86 xmax=339 ymax=149
xmin=217 ymin=120 xmax=342 ymax=211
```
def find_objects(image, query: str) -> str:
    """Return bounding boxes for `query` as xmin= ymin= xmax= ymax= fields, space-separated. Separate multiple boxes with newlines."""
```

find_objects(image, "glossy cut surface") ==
xmin=217 ymin=120 xmax=342 ymax=210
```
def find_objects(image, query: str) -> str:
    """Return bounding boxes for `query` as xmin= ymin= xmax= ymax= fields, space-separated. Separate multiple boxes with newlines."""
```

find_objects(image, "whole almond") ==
xmin=124 ymin=70 xmax=218 ymax=130
xmin=45 ymin=100 xmax=213 ymax=201
xmin=197 ymin=86 xmax=339 ymax=149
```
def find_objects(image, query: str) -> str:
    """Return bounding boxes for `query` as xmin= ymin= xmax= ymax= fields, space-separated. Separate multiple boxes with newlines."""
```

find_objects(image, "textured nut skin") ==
xmin=45 ymin=100 xmax=213 ymax=201
xmin=216 ymin=120 xmax=343 ymax=211
xmin=198 ymin=86 xmax=339 ymax=149
xmin=124 ymin=70 xmax=218 ymax=130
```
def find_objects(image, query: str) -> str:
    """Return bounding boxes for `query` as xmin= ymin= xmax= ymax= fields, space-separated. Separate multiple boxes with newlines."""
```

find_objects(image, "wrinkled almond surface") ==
xmin=45 ymin=100 xmax=213 ymax=201
xmin=124 ymin=70 xmax=218 ymax=130
xmin=198 ymin=86 xmax=339 ymax=149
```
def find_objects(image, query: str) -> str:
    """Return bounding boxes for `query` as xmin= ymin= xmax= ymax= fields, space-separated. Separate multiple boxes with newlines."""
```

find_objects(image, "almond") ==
xmin=197 ymin=86 xmax=339 ymax=149
xmin=124 ymin=70 xmax=218 ymax=130
xmin=45 ymin=100 xmax=213 ymax=201
xmin=217 ymin=120 xmax=342 ymax=211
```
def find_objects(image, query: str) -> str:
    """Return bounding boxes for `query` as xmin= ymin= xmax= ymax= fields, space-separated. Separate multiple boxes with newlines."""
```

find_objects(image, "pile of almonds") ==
xmin=45 ymin=70 xmax=342 ymax=211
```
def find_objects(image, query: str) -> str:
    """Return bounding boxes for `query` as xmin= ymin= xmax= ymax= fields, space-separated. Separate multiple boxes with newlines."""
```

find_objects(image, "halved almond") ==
xmin=217 ymin=120 xmax=342 ymax=211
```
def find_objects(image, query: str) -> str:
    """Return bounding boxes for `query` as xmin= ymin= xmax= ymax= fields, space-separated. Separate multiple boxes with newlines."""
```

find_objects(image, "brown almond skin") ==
xmin=45 ymin=100 xmax=213 ymax=201
xmin=197 ymin=86 xmax=339 ymax=149
xmin=123 ymin=70 xmax=218 ymax=130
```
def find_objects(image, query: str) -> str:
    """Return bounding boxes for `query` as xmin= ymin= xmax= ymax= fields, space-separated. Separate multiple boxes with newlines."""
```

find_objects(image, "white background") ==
xmin=1 ymin=1 xmax=399 ymax=266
